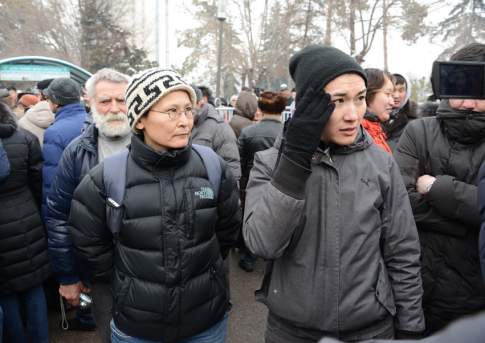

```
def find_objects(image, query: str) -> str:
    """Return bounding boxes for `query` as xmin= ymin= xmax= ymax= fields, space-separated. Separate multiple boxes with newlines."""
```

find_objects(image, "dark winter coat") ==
xmin=394 ymin=101 xmax=485 ymax=333
xmin=69 ymin=134 xmax=241 ymax=342
xmin=45 ymin=124 xmax=99 ymax=284
xmin=383 ymin=100 xmax=419 ymax=152
xmin=0 ymin=102 xmax=50 ymax=294
xmin=244 ymin=129 xmax=424 ymax=342
xmin=237 ymin=116 xmax=282 ymax=203
xmin=42 ymin=102 xmax=87 ymax=218
xmin=192 ymin=103 xmax=241 ymax=181
xmin=0 ymin=138 xmax=9 ymax=184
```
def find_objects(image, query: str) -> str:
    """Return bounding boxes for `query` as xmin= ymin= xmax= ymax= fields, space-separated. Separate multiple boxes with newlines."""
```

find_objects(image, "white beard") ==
xmin=92 ymin=107 xmax=131 ymax=138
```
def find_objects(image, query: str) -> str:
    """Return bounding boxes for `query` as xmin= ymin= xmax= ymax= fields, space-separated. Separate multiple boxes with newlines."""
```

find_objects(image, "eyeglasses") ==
xmin=149 ymin=107 xmax=193 ymax=120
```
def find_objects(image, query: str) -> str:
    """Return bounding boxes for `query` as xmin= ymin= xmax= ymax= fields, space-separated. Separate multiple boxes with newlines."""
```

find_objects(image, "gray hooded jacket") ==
xmin=192 ymin=103 xmax=241 ymax=181
xmin=243 ymin=128 xmax=424 ymax=341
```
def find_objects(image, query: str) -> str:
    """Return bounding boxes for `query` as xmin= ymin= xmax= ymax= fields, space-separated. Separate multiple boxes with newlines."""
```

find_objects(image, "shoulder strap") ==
xmin=192 ymin=144 xmax=222 ymax=199
xmin=103 ymin=149 xmax=129 ymax=236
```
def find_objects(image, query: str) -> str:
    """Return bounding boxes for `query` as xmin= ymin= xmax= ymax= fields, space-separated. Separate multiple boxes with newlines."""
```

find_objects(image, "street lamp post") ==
xmin=216 ymin=0 xmax=227 ymax=99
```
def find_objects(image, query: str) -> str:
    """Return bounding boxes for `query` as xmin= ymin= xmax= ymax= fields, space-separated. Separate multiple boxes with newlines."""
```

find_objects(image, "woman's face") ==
xmin=368 ymin=77 xmax=395 ymax=122
xmin=135 ymin=91 xmax=194 ymax=151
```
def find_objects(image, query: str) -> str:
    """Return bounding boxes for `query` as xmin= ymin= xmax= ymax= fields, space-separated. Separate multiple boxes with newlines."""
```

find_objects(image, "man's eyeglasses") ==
xmin=149 ymin=107 xmax=193 ymax=120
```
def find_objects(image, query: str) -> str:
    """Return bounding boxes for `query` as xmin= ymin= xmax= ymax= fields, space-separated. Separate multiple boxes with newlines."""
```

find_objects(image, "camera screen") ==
xmin=440 ymin=63 xmax=484 ymax=98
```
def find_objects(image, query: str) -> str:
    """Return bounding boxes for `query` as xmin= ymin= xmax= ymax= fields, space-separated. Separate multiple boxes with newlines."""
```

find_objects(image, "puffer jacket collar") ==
xmin=78 ymin=124 xmax=98 ymax=154
xmin=437 ymin=100 xmax=485 ymax=145
xmin=130 ymin=134 xmax=191 ymax=171
xmin=0 ymin=102 xmax=17 ymax=138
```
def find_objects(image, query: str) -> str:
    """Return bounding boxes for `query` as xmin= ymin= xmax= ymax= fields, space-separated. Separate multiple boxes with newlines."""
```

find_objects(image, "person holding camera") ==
xmin=394 ymin=43 xmax=485 ymax=335
xmin=243 ymin=45 xmax=424 ymax=342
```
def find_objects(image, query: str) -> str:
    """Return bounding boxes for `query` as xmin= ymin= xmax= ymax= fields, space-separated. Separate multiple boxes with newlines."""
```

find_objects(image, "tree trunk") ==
xmin=349 ymin=0 xmax=356 ymax=56
xmin=302 ymin=0 xmax=312 ymax=46
xmin=324 ymin=0 xmax=333 ymax=45
xmin=383 ymin=0 xmax=389 ymax=71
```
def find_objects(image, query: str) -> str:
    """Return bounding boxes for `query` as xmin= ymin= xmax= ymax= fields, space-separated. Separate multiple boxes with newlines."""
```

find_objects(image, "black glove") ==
xmin=271 ymin=87 xmax=335 ymax=199
xmin=283 ymin=87 xmax=335 ymax=170
xmin=395 ymin=330 xmax=424 ymax=340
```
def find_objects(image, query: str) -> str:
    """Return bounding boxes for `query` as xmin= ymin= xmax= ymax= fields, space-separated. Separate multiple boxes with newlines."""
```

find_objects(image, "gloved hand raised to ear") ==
xmin=271 ymin=86 xmax=335 ymax=199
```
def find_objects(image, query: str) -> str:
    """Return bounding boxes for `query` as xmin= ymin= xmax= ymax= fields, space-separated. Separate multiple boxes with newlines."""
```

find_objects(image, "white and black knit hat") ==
xmin=125 ymin=68 xmax=197 ymax=131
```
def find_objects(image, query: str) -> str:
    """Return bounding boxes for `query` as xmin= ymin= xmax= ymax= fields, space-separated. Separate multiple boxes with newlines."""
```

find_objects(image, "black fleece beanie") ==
xmin=289 ymin=45 xmax=367 ymax=103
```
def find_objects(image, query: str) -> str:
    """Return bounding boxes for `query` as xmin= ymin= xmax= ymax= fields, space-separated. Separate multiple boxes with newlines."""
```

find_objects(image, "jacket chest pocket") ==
xmin=183 ymin=187 xmax=217 ymax=239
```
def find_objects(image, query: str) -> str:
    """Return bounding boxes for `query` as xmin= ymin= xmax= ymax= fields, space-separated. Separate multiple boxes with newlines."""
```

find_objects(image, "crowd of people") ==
xmin=0 ymin=42 xmax=483 ymax=343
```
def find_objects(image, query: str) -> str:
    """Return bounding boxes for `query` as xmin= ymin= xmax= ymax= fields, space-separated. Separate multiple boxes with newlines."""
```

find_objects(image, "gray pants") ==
xmin=91 ymin=283 xmax=113 ymax=343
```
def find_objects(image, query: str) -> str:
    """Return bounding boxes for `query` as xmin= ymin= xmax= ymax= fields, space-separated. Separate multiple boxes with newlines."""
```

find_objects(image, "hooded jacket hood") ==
xmin=235 ymin=91 xmax=257 ymax=120
xmin=22 ymin=101 xmax=55 ymax=129
xmin=437 ymin=100 xmax=485 ymax=144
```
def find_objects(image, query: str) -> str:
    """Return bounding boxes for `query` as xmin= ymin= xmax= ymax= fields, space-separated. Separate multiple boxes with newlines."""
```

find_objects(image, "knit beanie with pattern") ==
xmin=125 ymin=68 xmax=196 ymax=131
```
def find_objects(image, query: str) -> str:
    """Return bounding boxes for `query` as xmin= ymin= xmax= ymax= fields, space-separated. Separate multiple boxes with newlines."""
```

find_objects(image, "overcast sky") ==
xmin=159 ymin=0 xmax=455 ymax=81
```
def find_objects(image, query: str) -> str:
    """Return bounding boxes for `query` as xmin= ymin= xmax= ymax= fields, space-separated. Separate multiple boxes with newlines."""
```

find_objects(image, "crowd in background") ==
xmin=0 ymin=42 xmax=483 ymax=343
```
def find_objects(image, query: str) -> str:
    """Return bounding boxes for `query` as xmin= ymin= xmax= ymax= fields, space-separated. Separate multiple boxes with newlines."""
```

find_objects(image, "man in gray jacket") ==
xmin=243 ymin=45 xmax=424 ymax=342
xmin=191 ymin=85 xmax=241 ymax=181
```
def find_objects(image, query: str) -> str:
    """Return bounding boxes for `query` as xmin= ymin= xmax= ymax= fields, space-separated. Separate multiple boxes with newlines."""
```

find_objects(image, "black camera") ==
xmin=431 ymin=60 xmax=485 ymax=99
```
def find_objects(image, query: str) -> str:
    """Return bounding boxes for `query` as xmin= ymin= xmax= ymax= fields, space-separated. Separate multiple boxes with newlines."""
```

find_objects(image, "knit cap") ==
xmin=44 ymin=78 xmax=81 ymax=106
xmin=19 ymin=94 xmax=40 ymax=108
xmin=289 ymin=45 xmax=367 ymax=102
xmin=125 ymin=68 xmax=197 ymax=131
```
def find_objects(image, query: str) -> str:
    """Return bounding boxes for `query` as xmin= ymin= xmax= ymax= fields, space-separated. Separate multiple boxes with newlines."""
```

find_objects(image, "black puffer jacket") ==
xmin=395 ymin=101 xmax=485 ymax=333
xmin=0 ymin=102 xmax=50 ymax=294
xmin=69 ymin=134 xmax=241 ymax=342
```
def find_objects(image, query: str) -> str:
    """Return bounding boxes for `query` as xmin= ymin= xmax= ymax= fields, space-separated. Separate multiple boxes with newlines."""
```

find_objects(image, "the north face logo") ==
xmin=195 ymin=187 xmax=214 ymax=200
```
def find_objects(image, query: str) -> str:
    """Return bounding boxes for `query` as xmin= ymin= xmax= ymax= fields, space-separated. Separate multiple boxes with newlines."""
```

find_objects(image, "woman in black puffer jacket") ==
xmin=69 ymin=69 xmax=241 ymax=343
xmin=0 ymin=102 xmax=50 ymax=342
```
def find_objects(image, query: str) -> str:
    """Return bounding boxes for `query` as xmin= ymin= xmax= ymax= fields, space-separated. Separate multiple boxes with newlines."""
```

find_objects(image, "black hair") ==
xmin=451 ymin=43 xmax=485 ymax=62
xmin=197 ymin=85 xmax=212 ymax=99
xmin=7 ymin=86 xmax=16 ymax=91
xmin=393 ymin=73 xmax=406 ymax=86
xmin=365 ymin=68 xmax=394 ymax=105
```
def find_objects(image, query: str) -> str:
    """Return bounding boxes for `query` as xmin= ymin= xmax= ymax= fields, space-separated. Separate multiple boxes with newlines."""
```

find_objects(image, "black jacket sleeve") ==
xmin=478 ymin=162 xmax=485 ymax=281
xmin=215 ymin=158 xmax=241 ymax=258
xmin=25 ymin=130 xmax=43 ymax=208
xmin=395 ymin=121 xmax=470 ymax=236
xmin=0 ymin=138 xmax=10 ymax=185
xmin=69 ymin=164 xmax=114 ymax=282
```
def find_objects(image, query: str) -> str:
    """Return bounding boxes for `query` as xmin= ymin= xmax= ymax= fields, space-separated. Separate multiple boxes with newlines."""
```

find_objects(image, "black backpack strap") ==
xmin=192 ymin=144 xmax=222 ymax=200
xmin=103 ymin=149 xmax=129 ymax=238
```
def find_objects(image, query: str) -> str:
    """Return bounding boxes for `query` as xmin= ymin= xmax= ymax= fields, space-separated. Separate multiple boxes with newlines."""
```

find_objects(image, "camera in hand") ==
xmin=431 ymin=60 xmax=485 ymax=99
xmin=79 ymin=293 xmax=92 ymax=308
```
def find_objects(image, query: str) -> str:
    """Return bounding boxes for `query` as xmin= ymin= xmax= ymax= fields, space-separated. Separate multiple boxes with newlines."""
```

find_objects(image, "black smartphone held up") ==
xmin=431 ymin=61 xmax=485 ymax=99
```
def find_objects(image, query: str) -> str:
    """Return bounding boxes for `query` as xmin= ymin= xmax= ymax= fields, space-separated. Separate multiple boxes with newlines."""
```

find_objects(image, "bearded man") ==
xmin=45 ymin=68 xmax=131 ymax=341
